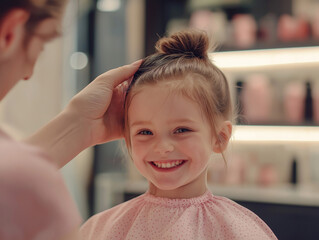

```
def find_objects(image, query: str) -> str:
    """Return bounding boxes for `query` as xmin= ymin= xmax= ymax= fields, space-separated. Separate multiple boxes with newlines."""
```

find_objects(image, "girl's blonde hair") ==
xmin=124 ymin=30 xmax=233 ymax=156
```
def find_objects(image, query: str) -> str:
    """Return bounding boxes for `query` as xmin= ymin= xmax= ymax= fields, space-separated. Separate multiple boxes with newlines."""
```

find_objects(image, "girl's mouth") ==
xmin=150 ymin=160 xmax=186 ymax=171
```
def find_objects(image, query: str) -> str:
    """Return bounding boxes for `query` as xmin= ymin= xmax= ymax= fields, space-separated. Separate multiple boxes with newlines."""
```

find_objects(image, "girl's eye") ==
xmin=138 ymin=130 xmax=153 ymax=135
xmin=175 ymin=128 xmax=191 ymax=134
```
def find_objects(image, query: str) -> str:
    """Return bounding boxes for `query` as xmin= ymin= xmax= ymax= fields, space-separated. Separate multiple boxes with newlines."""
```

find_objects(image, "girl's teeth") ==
xmin=153 ymin=160 xmax=183 ymax=169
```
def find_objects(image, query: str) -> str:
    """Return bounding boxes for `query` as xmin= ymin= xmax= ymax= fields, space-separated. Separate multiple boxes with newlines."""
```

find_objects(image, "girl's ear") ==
xmin=212 ymin=121 xmax=232 ymax=153
xmin=0 ymin=9 xmax=29 ymax=56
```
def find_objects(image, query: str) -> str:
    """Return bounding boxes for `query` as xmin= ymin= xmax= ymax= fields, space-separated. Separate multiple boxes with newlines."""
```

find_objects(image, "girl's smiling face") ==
xmin=127 ymin=83 xmax=216 ymax=198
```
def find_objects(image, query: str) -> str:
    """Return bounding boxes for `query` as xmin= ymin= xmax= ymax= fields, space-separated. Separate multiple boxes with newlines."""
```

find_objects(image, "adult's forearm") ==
xmin=24 ymin=108 xmax=91 ymax=168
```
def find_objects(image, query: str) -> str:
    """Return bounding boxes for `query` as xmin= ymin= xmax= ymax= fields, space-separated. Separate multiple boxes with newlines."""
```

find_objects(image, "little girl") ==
xmin=80 ymin=30 xmax=278 ymax=240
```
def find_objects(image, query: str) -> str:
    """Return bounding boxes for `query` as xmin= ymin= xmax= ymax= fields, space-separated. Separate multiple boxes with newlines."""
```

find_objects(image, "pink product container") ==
xmin=283 ymin=82 xmax=306 ymax=125
xmin=232 ymin=14 xmax=257 ymax=49
xmin=241 ymin=74 xmax=272 ymax=124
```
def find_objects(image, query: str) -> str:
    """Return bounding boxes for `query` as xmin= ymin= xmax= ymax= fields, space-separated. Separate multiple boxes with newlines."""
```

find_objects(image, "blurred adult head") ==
xmin=0 ymin=0 xmax=68 ymax=100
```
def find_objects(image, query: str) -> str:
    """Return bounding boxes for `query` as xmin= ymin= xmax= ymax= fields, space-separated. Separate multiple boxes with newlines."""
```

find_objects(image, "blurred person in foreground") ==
xmin=0 ymin=0 xmax=141 ymax=239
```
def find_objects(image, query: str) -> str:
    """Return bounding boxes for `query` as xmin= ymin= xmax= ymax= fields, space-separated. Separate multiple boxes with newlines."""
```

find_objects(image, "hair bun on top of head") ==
xmin=155 ymin=30 xmax=210 ymax=59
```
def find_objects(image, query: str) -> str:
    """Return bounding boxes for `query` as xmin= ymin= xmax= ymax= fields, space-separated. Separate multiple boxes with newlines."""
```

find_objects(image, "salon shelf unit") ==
xmin=211 ymin=46 xmax=319 ymax=144
xmin=211 ymin=46 xmax=319 ymax=72
xmin=231 ymin=125 xmax=319 ymax=144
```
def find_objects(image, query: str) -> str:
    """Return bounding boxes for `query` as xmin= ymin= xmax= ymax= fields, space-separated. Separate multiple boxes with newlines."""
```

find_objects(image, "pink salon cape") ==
xmin=0 ymin=129 xmax=82 ymax=240
xmin=80 ymin=190 xmax=277 ymax=240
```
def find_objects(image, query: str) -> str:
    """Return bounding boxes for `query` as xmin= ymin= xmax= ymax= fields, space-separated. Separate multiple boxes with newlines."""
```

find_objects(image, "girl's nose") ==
xmin=154 ymin=138 xmax=174 ymax=155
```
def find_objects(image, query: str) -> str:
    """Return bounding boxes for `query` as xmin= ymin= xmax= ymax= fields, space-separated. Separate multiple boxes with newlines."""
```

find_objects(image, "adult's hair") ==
xmin=0 ymin=0 xmax=68 ymax=32
xmin=124 ymin=29 xmax=233 ymax=156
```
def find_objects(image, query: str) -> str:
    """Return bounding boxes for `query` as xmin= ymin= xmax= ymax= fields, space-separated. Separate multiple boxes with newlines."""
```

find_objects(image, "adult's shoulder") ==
xmin=0 ymin=129 xmax=50 ymax=167
xmin=0 ymin=130 xmax=82 ymax=240
xmin=0 ymin=130 xmax=57 ymax=187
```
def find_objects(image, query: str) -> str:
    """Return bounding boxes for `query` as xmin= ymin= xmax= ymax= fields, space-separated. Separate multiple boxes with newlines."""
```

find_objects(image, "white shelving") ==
xmin=212 ymin=47 xmax=319 ymax=143
xmin=232 ymin=125 xmax=319 ymax=143
xmin=211 ymin=46 xmax=319 ymax=70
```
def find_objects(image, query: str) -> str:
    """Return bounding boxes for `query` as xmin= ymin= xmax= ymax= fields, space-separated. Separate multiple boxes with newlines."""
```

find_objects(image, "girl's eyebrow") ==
xmin=130 ymin=119 xmax=196 ymax=127
xmin=167 ymin=118 xmax=196 ymax=124
xmin=130 ymin=120 xmax=152 ymax=128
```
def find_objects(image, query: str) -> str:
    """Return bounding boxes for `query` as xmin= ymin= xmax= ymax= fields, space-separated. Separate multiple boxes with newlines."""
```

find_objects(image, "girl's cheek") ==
xmin=131 ymin=140 xmax=149 ymax=157
xmin=178 ymin=137 xmax=209 ymax=155
xmin=177 ymin=137 xmax=195 ymax=149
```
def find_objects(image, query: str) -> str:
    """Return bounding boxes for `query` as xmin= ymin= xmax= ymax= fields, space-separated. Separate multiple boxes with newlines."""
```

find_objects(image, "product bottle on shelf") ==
xmin=312 ymin=82 xmax=319 ymax=125
xmin=290 ymin=157 xmax=298 ymax=185
xmin=235 ymin=80 xmax=244 ymax=124
xmin=283 ymin=81 xmax=305 ymax=125
xmin=241 ymin=74 xmax=272 ymax=124
xmin=304 ymin=81 xmax=313 ymax=124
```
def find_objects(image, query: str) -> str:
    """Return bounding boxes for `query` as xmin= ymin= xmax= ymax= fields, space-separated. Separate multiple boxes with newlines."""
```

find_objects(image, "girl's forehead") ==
xmin=129 ymin=84 xmax=208 ymax=118
xmin=129 ymin=79 xmax=204 ymax=113
xmin=126 ymin=82 xmax=217 ymax=134
xmin=130 ymin=83 xmax=183 ymax=103
xmin=131 ymin=77 xmax=190 ymax=94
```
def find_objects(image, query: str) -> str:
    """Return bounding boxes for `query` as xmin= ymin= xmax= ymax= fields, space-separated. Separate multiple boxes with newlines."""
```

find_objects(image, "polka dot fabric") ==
xmin=80 ymin=191 xmax=277 ymax=240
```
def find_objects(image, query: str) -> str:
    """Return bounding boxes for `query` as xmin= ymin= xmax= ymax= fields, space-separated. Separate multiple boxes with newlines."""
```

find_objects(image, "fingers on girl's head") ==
xmin=126 ymin=76 xmax=134 ymax=85
xmin=116 ymin=77 xmax=132 ymax=89
xmin=131 ymin=59 xmax=143 ymax=66
xmin=109 ymin=61 xmax=141 ymax=87
xmin=116 ymin=81 xmax=127 ymax=92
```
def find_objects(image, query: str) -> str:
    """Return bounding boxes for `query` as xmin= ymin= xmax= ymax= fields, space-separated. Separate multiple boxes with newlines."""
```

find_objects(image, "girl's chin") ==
xmin=148 ymin=184 xmax=187 ymax=197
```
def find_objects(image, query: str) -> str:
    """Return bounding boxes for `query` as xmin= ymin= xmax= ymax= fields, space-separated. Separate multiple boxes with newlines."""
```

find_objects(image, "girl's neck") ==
xmin=148 ymin=171 xmax=208 ymax=199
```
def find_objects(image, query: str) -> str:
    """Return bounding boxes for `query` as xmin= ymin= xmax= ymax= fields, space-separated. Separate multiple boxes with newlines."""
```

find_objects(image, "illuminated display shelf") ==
xmin=232 ymin=125 xmax=319 ymax=143
xmin=210 ymin=46 xmax=319 ymax=143
xmin=211 ymin=46 xmax=319 ymax=70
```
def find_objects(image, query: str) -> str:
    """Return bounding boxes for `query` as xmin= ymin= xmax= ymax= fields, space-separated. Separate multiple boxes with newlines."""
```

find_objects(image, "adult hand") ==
xmin=68 ymin=60 xmax=141 ymax=146
xmin=25 ymin=60 xmax=141 ymax=168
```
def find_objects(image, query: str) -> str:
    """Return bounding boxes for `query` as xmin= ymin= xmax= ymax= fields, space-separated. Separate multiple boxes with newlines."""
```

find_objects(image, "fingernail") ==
xmin=132 ymin=59 xmax=142 ymax=66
